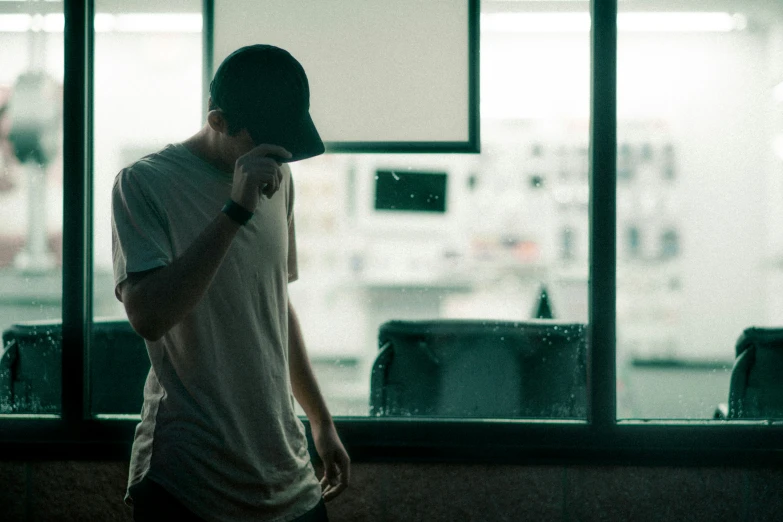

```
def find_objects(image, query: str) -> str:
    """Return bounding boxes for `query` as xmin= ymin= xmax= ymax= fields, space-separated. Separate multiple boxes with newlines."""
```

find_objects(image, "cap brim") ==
xmin=249 ymin=111 xmax=325 ymax=163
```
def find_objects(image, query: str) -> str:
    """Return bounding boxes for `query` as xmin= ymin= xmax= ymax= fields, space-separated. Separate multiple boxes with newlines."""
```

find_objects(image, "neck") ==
xmin=182 ymin=125 xmax=233 ymax=175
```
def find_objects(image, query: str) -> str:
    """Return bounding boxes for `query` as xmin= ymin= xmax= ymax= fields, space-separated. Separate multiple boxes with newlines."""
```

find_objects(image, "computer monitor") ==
xmin=374 ymin=170 xmax=448 ymax=213
xmin=350 ymin=154 xmax=472 ymax=238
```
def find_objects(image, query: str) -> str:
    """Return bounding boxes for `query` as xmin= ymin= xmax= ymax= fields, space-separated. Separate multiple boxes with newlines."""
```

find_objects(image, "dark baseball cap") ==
xmin=209 ymin=44 xmax=325 ymax=162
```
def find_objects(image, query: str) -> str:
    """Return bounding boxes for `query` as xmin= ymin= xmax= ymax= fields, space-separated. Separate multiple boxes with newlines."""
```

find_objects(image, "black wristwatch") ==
xmin=221 ymin=199 xmax=254 ymax=226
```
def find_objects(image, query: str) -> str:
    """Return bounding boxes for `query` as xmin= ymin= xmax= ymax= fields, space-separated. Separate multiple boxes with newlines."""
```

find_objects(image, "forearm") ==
xmin=288 ymin=302 xmax=333 ymax=429
xmin=122 ymin=212 xmax=241 ymax=341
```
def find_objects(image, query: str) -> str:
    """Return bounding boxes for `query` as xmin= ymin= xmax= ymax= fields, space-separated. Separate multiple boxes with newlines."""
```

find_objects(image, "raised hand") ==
xmin=231 ymin=143 xmax=292 ymax=211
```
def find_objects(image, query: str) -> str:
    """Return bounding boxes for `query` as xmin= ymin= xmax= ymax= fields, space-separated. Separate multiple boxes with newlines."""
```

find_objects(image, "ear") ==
xmin=207 ymin=109 xmax=228 ymax=134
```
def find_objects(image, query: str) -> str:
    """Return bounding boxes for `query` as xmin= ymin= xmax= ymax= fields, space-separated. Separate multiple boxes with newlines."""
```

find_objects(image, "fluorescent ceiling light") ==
xmin=482 ymin=12 xmax=746 ymax=33
xmin=0 ymin=11 xmax=745 ymax=34
xmin=42 ymin=13 xmax=63 ymax=32
xmin=111 ymin=14 xmax=202 ymax=33
xmin=620 ymin=13 xmax=745 ymax=32
xmin=0 ymin=13 xmax=201 ymax=33
xmin=483 ymin=12 xmax=589 ymax=32
xmin=93 ymin=13 xmax=114 ymax=32
xmin=0 ymin=14 xmax=30 ymax=32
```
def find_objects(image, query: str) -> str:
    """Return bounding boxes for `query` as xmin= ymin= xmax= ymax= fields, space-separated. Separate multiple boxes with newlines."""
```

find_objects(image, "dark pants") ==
xmin=129 ymin=476 xmax=329 ymax=522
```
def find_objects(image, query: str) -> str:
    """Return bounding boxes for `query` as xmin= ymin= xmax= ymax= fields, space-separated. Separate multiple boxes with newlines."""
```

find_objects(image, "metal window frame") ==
xmin=2 ymin=0 xmax=783 ymax=466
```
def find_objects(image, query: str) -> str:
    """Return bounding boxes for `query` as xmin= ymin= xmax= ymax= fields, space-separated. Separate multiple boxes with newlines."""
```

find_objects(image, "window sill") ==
xmin=1 ymin=416 xmax=782 ymax=466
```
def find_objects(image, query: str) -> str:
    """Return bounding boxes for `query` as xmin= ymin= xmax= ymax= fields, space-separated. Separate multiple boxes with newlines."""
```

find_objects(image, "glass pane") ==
xmin=290 ymin=2 xmax=591 ymax=417
xmin=0 ymin=1 xmax=64 ymax=414
xmin=97 ymin=1 xmax=590 ymax=421
xmin=616 ymin=3 xmax=783 ymax=419
xmin=92 ymin=1 xmax=203 ymax=416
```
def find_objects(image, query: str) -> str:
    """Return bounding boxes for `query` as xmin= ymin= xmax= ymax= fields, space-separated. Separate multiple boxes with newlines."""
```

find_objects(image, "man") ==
xmin=112 ymin=44 xmax=350 ymax=522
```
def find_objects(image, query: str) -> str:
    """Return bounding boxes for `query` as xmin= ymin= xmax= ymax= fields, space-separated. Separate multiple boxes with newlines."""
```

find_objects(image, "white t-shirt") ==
xmin=111 ymin=143 xmax=322 ymax=522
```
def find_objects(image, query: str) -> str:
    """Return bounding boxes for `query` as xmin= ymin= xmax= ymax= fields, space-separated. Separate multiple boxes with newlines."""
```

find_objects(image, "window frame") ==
xmin=202 ymin=0 xmax=481 ymax=154
xmin=2 ymin=0 xmax=783 ymax=466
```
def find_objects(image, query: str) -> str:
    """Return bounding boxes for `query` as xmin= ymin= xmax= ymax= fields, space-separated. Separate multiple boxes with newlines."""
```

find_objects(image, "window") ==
xmin=2 ymin=0 xmax=783 ymax=460
xmin=84 ymin=0 xmax=591 ymax=421
xmin=287 ymin=0 xmax=590 ymax=417
xmin=91 ymin=0 xmax=203 ymax=416
xmin=616 ymin=2 xmax=783 ymax=420
xmin=0 ymin=0 xmax=64 ymax=415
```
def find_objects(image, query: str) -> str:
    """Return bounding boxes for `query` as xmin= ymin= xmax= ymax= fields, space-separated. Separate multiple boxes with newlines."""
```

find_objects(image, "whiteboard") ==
xmin=210 ymin=0 xmax=478 ymax=151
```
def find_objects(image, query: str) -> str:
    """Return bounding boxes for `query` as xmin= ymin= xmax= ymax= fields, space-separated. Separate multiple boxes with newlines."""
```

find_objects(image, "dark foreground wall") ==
xmin=1 ymin=461 xmax=781 ymax=521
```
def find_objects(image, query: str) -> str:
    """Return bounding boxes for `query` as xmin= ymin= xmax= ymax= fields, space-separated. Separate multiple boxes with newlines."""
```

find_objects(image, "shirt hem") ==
xmin=133 ymin=472 xmax=323 ymax=522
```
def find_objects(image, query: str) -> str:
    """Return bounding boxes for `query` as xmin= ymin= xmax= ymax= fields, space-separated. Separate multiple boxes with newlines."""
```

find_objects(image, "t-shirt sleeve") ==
xmin=111 ymin=167 xmax=173 ymax=296
xmin=286 ymin=168 xmax=299 ymax=284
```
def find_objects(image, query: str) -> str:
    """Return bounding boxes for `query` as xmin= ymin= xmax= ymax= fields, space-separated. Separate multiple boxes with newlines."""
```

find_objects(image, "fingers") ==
xmin=245 ymin=157 xmax=282 ymax=199
xmin=321 ymin=470 xmax=347 ymax=503
xmin=262 ymin=166 xmax=282 ymax=198
xmin=322 ymin=481 xmax=347 ymax=502
xmin=320 ymin=456 xmax=350 ymax=502
xmin=341 ymin=453 xmax=351 ymax=487
xmin=233 ymin=143 xmax=289 ymax=203
xmin=249 ymin=143 xmax=292 ymax=162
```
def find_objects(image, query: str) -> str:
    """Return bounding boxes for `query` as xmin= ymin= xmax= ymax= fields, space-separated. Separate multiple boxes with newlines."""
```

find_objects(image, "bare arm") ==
xmin=288 ymin=300 xmax=350 ymax=501
xmin=119 ymin=212 xmax=241 ymax=341
xmin=118 ymin=143 xmax=292 ymax=341
xmin=288 ymin=301 xmax=332 ymax=427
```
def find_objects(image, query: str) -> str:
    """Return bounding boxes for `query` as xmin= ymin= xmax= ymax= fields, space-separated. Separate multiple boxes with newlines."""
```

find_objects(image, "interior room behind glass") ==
xmin=1 ymin=0 xmax=782 ymax=422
